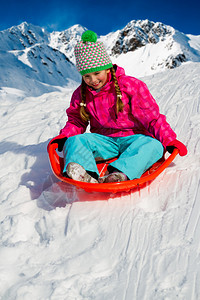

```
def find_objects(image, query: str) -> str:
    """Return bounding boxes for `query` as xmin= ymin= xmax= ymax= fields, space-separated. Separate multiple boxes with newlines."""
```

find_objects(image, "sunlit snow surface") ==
xmin=0 ymin=60 xmax=199 ymax=299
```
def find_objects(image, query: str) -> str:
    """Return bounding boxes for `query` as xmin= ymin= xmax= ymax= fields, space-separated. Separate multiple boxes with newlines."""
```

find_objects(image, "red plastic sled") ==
xmin=48 ymin=141 xmax=178 ymax=193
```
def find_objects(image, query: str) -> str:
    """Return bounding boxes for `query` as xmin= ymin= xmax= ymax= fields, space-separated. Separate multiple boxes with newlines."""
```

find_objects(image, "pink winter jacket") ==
xmin=60 ymin=65 xmax=176 ymax=148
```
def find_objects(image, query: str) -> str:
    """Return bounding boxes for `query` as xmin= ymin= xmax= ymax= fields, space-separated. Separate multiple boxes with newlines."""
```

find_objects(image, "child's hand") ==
xmin=47 ymin=135 xmax=67 ymax=152
xmin=166 ymin=139 xmax=187 ymax=156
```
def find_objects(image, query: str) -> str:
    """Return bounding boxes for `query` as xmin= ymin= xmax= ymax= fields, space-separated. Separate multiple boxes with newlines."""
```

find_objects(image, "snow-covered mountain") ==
xmin=0 ymin=20 xmax=200 ymax=95
xmin=0 ymin=22 xmax=50 ymax=51
xmin=49 ymin=24 xmax=87 ymax=63
xmin=101 ymin=19 xmax=200 ymax=77
xmin=0 ymin=22 xmax=81 ymax=96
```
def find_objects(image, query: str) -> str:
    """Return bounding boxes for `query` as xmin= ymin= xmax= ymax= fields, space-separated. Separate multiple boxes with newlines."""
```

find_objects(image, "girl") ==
xmin=48 ymin=30 xmax=187 ymax=183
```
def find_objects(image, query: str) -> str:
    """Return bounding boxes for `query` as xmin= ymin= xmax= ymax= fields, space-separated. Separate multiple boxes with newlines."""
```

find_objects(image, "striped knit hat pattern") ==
xmin=74 ymin=30 xmax=113 ymax=75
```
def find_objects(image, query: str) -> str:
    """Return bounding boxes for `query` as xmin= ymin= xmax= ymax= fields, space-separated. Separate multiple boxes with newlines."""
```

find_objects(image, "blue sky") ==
xmin=1 ymin=0 xmax=199 ymax=35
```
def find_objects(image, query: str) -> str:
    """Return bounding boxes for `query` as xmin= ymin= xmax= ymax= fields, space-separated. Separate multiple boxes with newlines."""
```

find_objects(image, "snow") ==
xmin=187 ymin=34 xmax=200 ymax=53
xmin=110 ymin=33 xmax=200 ymax=78
xmin=11 ymin=49 xmax=33 ymax=69
xmin=49 ymin=25 xmax=87 ymax=63
xmin=0 ymin=19 xmax=200 ymax=299
xmin=0 ymin=60 xmax=200 ymax=299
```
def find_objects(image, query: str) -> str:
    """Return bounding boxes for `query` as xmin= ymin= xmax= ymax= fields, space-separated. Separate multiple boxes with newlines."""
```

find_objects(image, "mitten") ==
xmin=166 ymin=139 xmax=187 ymax=156
xmin=47 ymin=134 xmax=67 ymax=152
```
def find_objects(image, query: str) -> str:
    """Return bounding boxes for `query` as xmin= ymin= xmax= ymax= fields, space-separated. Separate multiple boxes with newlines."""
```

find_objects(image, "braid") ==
xmin=80 ymin=79 xmax=90 ymax=122
xmin=110 ymin=67 xmax=124 ymax=115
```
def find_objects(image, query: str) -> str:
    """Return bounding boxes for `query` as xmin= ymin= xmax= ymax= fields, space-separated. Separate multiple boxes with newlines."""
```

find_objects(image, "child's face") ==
xmin=82 ymin=69 xmax=110 ymax=90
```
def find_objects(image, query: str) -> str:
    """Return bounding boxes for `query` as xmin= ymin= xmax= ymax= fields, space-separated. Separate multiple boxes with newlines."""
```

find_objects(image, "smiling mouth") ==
xmin=92 ymin=83 xmax=101 ymax=88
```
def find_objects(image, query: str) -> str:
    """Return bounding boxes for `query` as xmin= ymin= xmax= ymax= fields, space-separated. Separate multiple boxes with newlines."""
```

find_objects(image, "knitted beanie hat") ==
xmin=74 ymin=30 xmax=113 ymax=75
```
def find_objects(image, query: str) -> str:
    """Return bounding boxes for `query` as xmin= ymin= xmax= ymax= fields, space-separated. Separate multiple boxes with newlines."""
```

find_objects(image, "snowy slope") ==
xmin=0 ymin=59 xmax=200 ymax=299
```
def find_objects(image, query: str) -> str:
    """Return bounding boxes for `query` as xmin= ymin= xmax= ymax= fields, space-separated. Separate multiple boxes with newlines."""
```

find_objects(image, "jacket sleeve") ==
xmin=131 ymin=80 xmax=177 ymax=148
xmin=60 ymin=87 xmax=89 ymax=137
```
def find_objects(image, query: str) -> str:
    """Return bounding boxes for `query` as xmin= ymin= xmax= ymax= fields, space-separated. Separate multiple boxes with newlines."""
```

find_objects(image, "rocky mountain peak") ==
xmin=0 ymin=22 xmax=49 ymax=51
xmin=49 ymin=24 xmax=87 ymax=62
xmin=111 ymin=19 xmax=173 ymax=56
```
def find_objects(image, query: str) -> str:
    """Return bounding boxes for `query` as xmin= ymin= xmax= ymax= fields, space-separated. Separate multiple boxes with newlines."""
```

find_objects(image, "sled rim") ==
xmin=48 ymin=142 xmax=179 ymax=193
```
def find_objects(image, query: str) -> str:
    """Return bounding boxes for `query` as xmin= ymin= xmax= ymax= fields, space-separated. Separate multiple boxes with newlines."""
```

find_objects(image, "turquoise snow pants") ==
xmin=63 ymin=133 xmax=164 ymax=180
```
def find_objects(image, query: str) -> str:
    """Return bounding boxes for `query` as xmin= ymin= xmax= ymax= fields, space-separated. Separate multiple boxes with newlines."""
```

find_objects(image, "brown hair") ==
xmin=80 ymin=67 xmax=124 ymax=122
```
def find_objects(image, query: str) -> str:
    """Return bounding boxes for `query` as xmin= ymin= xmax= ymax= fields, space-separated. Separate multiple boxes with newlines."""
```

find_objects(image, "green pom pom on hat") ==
xmin=74 ymin=30 xmax=113 ymax=75
xmin=81 ymin=30 xmax=97 ymax=43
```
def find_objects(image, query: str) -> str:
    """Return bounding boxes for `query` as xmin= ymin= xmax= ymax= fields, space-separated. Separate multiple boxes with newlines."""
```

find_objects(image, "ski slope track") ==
xmin=0 ymin=51 xmax=200 ymax=300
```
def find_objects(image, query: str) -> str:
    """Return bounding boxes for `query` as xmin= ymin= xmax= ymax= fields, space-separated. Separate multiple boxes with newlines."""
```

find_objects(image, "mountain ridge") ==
xmin=0 ymin=20 xmax=199 ymax=95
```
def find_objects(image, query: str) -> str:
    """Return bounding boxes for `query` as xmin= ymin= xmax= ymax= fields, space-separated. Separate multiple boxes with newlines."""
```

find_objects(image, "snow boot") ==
xmin=98 ymin=172 xmax=128 ymax=183
xmin=66 ymin=162 xmax=98 ymax=183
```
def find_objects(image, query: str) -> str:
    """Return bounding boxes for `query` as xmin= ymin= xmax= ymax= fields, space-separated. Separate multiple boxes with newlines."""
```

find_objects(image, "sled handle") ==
xmin=48 ymin=142 xmax=63 ymax=177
